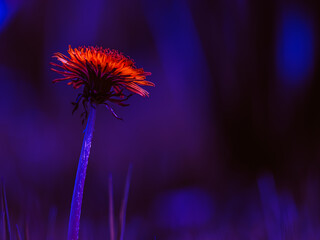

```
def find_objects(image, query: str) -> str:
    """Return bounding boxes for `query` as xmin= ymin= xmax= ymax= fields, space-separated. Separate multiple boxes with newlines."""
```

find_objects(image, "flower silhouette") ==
xmin=51 ymin=45 xmax=153 ymax=121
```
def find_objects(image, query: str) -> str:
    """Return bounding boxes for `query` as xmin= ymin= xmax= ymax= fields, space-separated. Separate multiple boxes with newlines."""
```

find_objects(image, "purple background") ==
xmin=0 ymin=0 xmax=320 ymax=239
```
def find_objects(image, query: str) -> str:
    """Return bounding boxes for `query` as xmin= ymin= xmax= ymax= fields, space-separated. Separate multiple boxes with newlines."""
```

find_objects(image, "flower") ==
xmin=51 ymin=45 xmax=153 ymax=121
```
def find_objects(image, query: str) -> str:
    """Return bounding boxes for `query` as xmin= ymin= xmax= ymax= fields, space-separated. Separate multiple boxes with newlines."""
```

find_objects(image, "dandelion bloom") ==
xmin=51 ymin=45 xmax=153 ymax=120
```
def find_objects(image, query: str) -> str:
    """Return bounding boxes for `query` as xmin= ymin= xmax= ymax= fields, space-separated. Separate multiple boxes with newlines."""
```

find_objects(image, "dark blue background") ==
xmin=0 ymin=0 xmax=319 ymax=239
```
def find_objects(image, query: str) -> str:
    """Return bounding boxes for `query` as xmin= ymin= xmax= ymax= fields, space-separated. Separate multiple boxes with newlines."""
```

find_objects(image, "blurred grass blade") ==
xmin=108 ymin=174 xmax=115 ymax=240
xmin=119 ymin=164 xmax=132 ymax=240
xmin=1 ymin=180 xmax=11 ymax=240
xmin=1 ymin=183 xmax=5 ymax=240
xmin=258 ymin=174 xmax=281 ymax=240
xmin=24 ymin=221 xmax=29 ymax=240
xmin=15 ymin=225 xmax=22 ymax=240
xmin=46 ymin=207 xmax=57 ymax=240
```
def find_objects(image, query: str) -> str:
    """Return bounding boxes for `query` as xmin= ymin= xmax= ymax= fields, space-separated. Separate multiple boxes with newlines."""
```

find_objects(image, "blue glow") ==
xmin=277 ymin=10 xmax=314 ymax=86
xmin=143 ymin=0 xmax=209 ymax=103
xmin=0 ymin=0 xmax=8 ymax=28
xmin=152 ymin=188 xmax=214 ymax=229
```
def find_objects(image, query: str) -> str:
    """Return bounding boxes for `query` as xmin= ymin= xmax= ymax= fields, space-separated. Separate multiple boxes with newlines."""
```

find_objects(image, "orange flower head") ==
xmin=51 ymin=45 xmax=154 ymax=120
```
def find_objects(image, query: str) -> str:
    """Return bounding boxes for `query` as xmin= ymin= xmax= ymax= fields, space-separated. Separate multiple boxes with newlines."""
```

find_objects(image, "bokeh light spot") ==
xmin=0 ymin=0 xmax=8 ymax=28
xmin=277 ymin=8 xmax=314 ymax=86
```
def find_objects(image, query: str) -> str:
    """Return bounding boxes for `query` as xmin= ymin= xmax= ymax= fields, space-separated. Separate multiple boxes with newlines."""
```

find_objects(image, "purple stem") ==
xmin=108 ymin=174 xmax=115 ymax=240
xmin=67 ymin=105 xmax=96 ymax=240
xmin=119 ymin=164 xmax=132 ymax=240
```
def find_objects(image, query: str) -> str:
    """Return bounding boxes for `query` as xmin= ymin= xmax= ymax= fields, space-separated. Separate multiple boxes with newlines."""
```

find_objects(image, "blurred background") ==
xmin=0 ymin=0 xmax=320 ymax=239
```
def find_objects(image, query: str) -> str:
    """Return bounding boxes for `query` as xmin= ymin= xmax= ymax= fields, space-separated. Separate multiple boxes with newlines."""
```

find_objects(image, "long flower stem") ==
xmin=68 ymin=105 xmax=96 ymax=240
